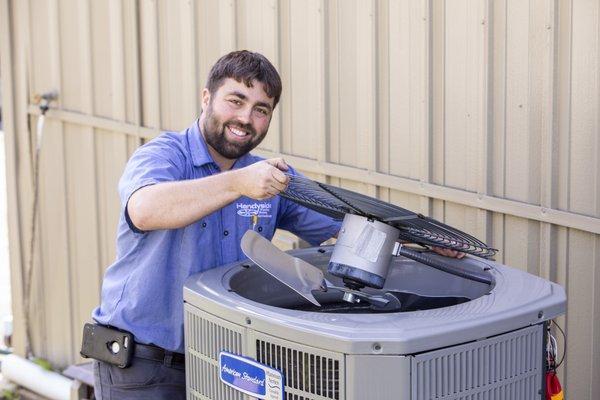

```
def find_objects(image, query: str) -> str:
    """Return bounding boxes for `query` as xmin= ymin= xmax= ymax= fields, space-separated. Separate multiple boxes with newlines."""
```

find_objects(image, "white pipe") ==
xmin=1 ymin=354 xmax=72 ymax=400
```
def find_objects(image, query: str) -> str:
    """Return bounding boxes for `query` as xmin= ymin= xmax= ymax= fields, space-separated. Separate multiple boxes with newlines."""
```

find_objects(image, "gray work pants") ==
xmin=93 ymin=357 xmax=185 ymax=399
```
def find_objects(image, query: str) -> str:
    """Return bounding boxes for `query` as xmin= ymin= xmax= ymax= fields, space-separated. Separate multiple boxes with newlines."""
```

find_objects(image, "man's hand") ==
xmin=431 ymin=246 xmax=465 ymax=259
xmin=234 ymin=158 xmax=290 ymax=200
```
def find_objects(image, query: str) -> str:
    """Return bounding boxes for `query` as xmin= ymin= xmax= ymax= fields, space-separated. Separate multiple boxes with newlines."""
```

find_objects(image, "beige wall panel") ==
xmin=57 ymin=0 xmax=102 ymax=351
xmin=389 ymin=190 xmax=422 ymax=215
xmin=569 ymin=0 xmax=599 ymax=217
xmin=108 ymin=0 xmax=126 ymax=123
xmin=376 ymin=0 xmax=390 ymax=178
xmin=4 ymin=0 xmax=41 ymax=356
xmin=326 ymin=0 xmax=339 ymax=167
xmin=29 ymin=0 xmax=74 ymax=363
xmin=139 ymin=0 xmax=162 ymax=129
xmin=565 ymin=229 xmax=598 ymax=399
xmin=555 ymin=0 xmax=571 ymax=213
xmin=491 ymin=212 xmax=505 ymax=263
xmin=94 ymin=130 xmax=128 ymax=271
xmin=337 ymin=179 xmax=369 ymax=196
xmin=491 ymin=0 xmax=507 ymax=199
xmin=443 ymin=0 xmax=484 ymax=192
xmin=504 ymin=0 xmax=536 ymax=203
xmin=593 ymin=236 xmax=600 ymax=399
xmin=57 ymin=0 xmax=85 ymax=113
xmin=326 ymin=0 xmax=377 ymax=198
xmin=37 ymin=118 xmax=73 ymax=366
xmin=442 ymin=202 xmax=480 ymax=243
xmin=329 ymin=0 xmax=375 ymax=169
xmin=123 ymin=0 xmax=142 ymax=127
xmin=196 ymin=0 xmax=236 ymax=91
xmin=3 ymin=1 xmax=600 ymax=395
xmin=431 ymin=0 xmax=445 ymax=187
xmin=387 ymin=0 xmax=431 ymax=216
xmin=554 ymin=227 xmax=568 ymax=386
xmin=63 ymin=123 xmax=101 ymax=354
xmin=279 ymin=0 xmax=325 ymax=159
xmin=236 ymin=0 xmax=281 ymax=153
xmin=0 ymin=0 xmax=25 ymax=355
xmin=431 ymin=199 xmax=445 ymax=221
xmin=503 ymin=216 xmax=541 ymax=275
xmin=387 ymin=0 xmax=430 ymax=189
xmin=156 ymin=0 xmax=197 ymax=131
xmin=443 ymin=1 xmax=486 ymax=240
xmin=89 ymin=1 xmax=113 ymax=119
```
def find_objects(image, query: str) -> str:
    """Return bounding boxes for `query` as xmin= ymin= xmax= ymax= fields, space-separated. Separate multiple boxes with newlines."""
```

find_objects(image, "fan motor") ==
xmin=328 ymin=214 xmax=400 ymax=290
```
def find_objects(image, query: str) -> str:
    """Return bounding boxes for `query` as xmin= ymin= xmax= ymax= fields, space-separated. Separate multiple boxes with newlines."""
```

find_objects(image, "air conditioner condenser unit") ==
xmin=184 ymin=244 xmax=565 ymax=400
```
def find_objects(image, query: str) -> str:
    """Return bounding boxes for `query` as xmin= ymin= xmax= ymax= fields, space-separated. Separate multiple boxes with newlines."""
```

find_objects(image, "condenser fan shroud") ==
xmin=227 ymin=246 xmax=492 ymax=313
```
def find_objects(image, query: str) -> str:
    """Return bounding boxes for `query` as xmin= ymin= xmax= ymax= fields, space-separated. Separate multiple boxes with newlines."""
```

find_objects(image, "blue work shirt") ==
xmin=92 ymin=120 xmax=340 ymax=353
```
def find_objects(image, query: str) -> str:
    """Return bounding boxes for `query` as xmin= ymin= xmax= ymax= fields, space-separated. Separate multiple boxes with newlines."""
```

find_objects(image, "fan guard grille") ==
xmin=281 ymin=174 xmax=497 ymax=259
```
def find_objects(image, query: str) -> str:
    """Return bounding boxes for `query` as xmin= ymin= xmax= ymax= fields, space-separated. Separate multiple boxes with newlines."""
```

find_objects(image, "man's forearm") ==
xmin=127 ymin=169 xmax=244 ymax=231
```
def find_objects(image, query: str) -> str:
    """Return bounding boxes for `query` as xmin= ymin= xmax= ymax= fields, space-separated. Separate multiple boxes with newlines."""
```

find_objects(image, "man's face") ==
xmin=201 ymin=78 xmax=274 ymax=160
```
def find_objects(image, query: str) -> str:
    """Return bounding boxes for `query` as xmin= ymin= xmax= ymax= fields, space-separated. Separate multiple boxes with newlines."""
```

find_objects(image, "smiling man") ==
xmin=90 ymin=51 xmax=341 ymax=399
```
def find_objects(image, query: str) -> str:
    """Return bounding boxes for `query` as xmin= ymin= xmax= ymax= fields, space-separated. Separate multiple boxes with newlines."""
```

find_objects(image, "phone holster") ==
xmin=80 ymin=323 xmax=135 ymax=368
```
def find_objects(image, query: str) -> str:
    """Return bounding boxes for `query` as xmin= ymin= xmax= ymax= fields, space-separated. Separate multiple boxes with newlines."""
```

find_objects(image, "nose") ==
xmin=235 ymin=106 xmax=252 ymax=125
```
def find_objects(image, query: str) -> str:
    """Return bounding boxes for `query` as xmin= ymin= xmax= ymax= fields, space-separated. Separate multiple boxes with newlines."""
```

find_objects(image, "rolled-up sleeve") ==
xmin=118 ymin=136 xmax=186 ymax=232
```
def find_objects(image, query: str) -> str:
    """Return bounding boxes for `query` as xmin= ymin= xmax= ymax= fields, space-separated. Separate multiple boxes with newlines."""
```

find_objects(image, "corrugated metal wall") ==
xmin=1 ymin=0 xmax=599 ymax=398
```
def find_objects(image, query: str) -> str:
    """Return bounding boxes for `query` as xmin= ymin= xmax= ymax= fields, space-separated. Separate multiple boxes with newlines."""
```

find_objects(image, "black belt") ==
xmin=134 ymin=343 xmax=185 ymax=367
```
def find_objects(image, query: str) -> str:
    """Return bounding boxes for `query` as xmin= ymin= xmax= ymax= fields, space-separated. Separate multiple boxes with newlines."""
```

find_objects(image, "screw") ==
xmin=245 ymin=317 xmax=252 ymax=325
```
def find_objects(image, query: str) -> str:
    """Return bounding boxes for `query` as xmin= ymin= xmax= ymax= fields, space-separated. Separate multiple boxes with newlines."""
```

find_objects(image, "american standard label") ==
xmin=219 ymin=351 xmax=284 ymax=400
xmin=236 ymin=202 xmax=273 ymax=218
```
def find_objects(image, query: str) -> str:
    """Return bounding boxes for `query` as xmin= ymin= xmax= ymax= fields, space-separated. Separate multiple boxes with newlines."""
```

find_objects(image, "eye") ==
xmin=228 ymin=99 xmax=242 ymax=106
xmin=255 ymin=107 xmax=270 ymax=116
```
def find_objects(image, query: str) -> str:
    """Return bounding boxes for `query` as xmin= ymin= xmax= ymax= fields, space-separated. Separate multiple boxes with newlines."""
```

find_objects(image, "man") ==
xmin=91 ymin=50 xmax=462 ymax=399
xmin=91 ymin=51 xmax=340 ymax=399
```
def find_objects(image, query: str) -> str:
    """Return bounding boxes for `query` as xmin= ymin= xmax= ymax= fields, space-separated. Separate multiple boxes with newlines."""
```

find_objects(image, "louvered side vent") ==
xmin=412 ymin=324 xmax=544 ymax=400
xmin=254 ymin=335 xmax=344 ymax=400
xmin=184 ymin=305 xmax=244 ymax=400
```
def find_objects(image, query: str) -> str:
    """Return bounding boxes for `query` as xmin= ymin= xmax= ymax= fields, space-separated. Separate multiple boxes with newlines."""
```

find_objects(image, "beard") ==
xmin=201 ymin=103 xmax=267 ymax=160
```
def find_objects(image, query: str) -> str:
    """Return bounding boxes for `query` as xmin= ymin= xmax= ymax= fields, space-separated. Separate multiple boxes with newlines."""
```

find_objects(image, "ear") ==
xmin=201 ymin=88 xmax=211 ymax=109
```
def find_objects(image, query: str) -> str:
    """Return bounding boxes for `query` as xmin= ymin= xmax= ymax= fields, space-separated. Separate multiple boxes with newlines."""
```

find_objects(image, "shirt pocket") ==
xmin=179 ymin=219 xmax=216 ymax=273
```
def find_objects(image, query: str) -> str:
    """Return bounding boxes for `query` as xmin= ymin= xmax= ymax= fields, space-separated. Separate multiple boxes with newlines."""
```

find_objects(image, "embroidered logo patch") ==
xmin=236 ymin=202 xmax=273 ymax=218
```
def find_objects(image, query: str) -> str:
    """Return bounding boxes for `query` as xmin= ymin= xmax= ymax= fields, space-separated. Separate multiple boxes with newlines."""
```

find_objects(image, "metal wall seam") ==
xmin=0 ymin=0 xmax=27 ymax=357
xmin=539 ymin=0 xmax=558 ymax=283
xmin=375 ymin=0 xmax=389 ymax=203
xmin=477 ymin=0 xmax=492 ymax=244
xmin=430 ymin=0 xmax=445 ymax=222
xmin=417 ymin=0 xmax=432 ymax=217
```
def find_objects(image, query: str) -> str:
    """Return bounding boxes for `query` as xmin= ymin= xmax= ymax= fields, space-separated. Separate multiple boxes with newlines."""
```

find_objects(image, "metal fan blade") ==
xmin=241 ymin=230 xmax=326 ymax=306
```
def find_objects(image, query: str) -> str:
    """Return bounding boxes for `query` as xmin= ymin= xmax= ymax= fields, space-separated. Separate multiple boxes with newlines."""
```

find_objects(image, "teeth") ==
xmin=229 ymin=126 xmax=247 ymax=137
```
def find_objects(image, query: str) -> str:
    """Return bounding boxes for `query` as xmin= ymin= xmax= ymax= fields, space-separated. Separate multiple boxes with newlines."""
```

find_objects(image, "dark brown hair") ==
xmin=206 ymin=50 xmax=282 ymax=108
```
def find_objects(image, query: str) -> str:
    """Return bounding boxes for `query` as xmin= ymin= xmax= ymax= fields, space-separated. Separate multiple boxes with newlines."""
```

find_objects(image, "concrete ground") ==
xmin=0 ymin=129 xmax=11 ymax=348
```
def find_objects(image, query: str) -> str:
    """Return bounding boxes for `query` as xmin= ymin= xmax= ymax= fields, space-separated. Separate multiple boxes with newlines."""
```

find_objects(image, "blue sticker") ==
xmin=219 ymin=352 xmax=284 ymax=400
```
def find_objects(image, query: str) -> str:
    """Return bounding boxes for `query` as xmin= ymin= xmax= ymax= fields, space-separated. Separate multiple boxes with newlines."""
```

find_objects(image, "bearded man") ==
xmin=91 ymin=51 xmax=341 ymax=399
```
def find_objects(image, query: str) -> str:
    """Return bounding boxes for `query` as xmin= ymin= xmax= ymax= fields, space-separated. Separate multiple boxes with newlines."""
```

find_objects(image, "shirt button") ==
xmin=223 ymin=230 xmax=229 ymax=236
xmin=201 ymin=222 xmax=207 ymax=228
xmin=258 ymin=226 xmax=263 ymax=232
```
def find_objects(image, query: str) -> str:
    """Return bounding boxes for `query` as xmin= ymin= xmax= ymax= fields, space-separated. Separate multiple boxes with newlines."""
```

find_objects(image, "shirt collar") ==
xmin=188 ymin=119 xmax=255 ymax=170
